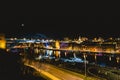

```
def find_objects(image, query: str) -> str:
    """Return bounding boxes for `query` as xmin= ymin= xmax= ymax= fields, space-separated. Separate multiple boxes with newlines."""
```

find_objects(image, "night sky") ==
xmin=0 ymin=16 xmax=120 ymax=39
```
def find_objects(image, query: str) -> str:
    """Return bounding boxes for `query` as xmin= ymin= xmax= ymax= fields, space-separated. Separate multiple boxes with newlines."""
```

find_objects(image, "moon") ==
xmin=21 ymin=24 xmax=24 ymax=26
xmin=19 ymin=24 xmax=24 ymax=30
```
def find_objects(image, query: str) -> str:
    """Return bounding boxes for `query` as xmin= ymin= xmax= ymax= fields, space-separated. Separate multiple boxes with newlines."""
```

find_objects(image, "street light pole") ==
xmin=83 ymin=53 xmax=87 ymax=77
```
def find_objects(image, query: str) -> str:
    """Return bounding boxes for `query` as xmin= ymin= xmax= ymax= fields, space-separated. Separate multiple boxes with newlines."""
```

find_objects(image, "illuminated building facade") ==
xmin=0 ymin=34 xmax=6 ymax=49
xmin=55 ymin=40 xmax=60 ymax=58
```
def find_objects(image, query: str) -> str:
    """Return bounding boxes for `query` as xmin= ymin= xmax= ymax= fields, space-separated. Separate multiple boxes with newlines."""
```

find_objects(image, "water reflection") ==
xmin=36 ymin=49 xmax=120 ymax=69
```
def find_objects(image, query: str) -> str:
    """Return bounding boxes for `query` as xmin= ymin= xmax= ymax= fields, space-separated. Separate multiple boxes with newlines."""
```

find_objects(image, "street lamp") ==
xmin=94 ymin=53 xmax=97 ymax=64
xmin=83 ymin=53 xmax=87 ymax=77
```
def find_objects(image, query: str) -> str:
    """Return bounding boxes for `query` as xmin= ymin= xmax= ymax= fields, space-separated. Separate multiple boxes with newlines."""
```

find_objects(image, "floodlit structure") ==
xmin=0 ymin=34 xmax=6 ymax=49
xmin=55 ymin=40 xmax=60 ymax=58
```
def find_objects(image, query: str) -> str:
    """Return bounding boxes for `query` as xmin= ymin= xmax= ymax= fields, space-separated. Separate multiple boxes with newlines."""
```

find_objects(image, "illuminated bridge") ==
xmin=39 ymin=47 xmax=120 ymax=54
xmin=6 ymin=38 xmax=120 ymax=54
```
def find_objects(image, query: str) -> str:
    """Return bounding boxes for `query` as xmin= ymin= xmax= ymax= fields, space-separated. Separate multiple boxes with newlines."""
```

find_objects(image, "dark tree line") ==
xmin=0 ymin=48 xmax=46 ymax=80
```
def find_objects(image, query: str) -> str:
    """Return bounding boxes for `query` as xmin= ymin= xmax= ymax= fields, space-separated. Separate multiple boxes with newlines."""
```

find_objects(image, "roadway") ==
xmin=24 ymin=60 xmax=84 ymax=80
xmin=87 ymin=65 xmax=120 ymax=80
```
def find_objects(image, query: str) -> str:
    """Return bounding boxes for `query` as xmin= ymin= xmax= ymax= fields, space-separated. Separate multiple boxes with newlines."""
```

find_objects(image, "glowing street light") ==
xmin=83 ymin=53 xmax=87 ymax=78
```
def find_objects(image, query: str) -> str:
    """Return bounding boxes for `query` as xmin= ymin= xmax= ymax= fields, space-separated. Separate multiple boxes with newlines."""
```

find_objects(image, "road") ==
xmin=24 ymin=60 xmax=84 ymax=80
xmin=87 ymin=66 xmax=120 ymax=80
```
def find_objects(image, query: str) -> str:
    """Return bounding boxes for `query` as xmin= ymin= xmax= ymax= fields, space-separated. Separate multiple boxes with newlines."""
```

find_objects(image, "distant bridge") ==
xmin=39 ymin=47 xmax=120 ymax=54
